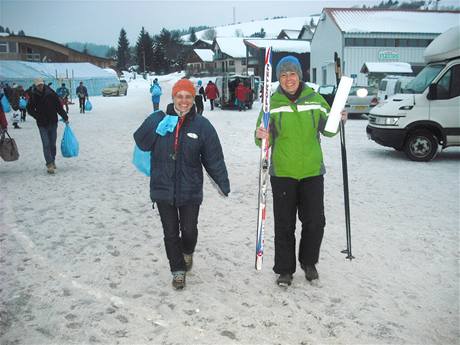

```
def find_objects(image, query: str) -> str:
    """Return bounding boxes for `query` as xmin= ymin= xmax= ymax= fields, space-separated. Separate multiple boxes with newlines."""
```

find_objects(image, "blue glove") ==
xmin=156 ymin=115 xmax=179 ymax=136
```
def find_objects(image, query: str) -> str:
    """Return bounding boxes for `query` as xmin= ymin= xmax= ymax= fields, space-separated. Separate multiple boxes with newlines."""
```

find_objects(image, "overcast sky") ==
xmin=1 ymin=0 xmax=458 ymax=46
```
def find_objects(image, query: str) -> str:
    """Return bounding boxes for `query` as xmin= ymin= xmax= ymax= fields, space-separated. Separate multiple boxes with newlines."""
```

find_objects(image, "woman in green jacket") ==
xmin=255 ymin=56 xmax=344 ymax=287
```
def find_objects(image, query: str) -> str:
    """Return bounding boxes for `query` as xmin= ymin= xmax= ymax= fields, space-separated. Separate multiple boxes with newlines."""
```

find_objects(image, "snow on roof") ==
xmin=326 ymin=8 xmax=460 ymax=34
xmin=194 ymin=49 xmax=214 ymax=62
xmin=183 ymin=16 xmax=320 ymax=40
xmin=360 ymin=62 xmax=413 ymax=74
xmin=245 ymin=39 xmax=310 ymax=53
xmin=279 ymin=29 xmax=302 ymax=38
xmin=215 ymin=37 xmax=247 ymax=58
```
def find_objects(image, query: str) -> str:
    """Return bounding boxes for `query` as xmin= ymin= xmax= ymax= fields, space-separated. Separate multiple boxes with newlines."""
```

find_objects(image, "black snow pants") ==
xmin=270 ymin=175 xmax=325 ymax=275
xmin=156 ymin=202 xmax=200 ymax=272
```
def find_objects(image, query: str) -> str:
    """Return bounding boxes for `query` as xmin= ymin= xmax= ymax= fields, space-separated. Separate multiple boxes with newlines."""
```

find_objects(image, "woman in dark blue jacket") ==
xmin=134 ymin=79 xmax=230 ymax=290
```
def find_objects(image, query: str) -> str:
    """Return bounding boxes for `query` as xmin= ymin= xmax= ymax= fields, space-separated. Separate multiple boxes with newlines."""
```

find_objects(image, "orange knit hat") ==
xmin=172 ymin=79 xmax=196 ymax=97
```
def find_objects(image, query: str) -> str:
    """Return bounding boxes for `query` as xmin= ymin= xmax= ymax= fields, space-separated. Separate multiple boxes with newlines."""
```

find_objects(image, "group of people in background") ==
xmin=0 ymin=79 xmax=90 ymax=174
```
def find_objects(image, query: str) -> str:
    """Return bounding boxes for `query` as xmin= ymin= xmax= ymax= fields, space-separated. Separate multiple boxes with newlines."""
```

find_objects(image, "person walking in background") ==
xmin=9 ymin=83 xmax=22 ymax=129
xmin=194 ymin=80 xmax=206 ymax=115
xmin=235 ymin=82 xmax=248 ymax=111
xmin=150 ymin=78 xmax=162 ymax=111
xmin=255 ymin=55 xmax=346 ymax=287
xmin=134 ymin=78 xmax=230 ymax=290
xmin=56 ymin=83 xmax=70 ymax=113
xmin=205 ymin=80 xmax=219 ymax=111
xmin=27 ymin=78 xmax=69 ymax=174
xmin=76 ymin=81 xmax=88 ymax=114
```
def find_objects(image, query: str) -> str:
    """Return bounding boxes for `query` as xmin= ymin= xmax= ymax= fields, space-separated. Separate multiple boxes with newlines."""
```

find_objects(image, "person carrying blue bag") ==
xmin=133 ymin=78 xmax=230 ymax=290
xmin=27 ymin=78 xmax=69 ymax=174
xmin=149 ymin=78 xmax=162 ymax=111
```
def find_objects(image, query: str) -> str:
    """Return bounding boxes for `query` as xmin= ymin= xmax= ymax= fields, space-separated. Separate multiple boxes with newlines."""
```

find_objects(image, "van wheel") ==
xmin=403 ymin=130 xmax=438 ymax=161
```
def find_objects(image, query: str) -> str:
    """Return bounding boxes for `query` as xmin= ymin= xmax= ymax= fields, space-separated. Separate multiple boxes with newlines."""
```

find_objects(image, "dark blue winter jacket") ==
xmin=133 ymin=104 xmax=230 ymax=206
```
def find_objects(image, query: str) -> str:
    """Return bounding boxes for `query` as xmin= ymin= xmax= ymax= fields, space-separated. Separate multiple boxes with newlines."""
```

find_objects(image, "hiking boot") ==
xmin=303 ymin=264 xmax=319 ymax=281
xmin=276 ymin=274 xmax=293 ymax=287
xmin=172 ymin=271 xmax=186 ymax=290
xmin=46 ymin=163 xmax=55 ymax=174
xmin=184 ymin=253 xmax=193 ymax=272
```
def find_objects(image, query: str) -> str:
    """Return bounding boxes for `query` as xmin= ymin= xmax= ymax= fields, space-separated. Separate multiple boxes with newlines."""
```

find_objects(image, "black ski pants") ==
xmin=156 ymin=202 xmax=200 ymax=272
xmin=270 ymin=175 xmax=325 ymax=275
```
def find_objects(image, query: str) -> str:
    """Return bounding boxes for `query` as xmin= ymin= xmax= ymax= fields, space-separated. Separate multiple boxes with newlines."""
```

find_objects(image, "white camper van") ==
xmin=367 ymin=26 xmax=460 ymax=161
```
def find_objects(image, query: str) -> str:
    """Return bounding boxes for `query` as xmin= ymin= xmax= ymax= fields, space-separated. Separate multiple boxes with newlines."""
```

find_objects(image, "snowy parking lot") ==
xmin=1 ymin=75 xmax=459 ymax=345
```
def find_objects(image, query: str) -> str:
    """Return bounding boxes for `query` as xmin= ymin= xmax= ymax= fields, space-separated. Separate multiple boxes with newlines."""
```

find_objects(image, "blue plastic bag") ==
xmin=1 ymin=95 xmax=11 ymax=113
xmin=19 ymin=97 xmax=27 ymax=109
xmin=61 ymin=124 xmax=79 ymax=158
xmin=85 ymin=99 xmax=92 ymax=111
xmin=132 ymin=145 xmax=151 ymax=176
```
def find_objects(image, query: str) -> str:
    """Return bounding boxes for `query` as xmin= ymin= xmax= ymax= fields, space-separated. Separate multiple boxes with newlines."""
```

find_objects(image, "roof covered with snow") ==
xmin=278 ymin=29 xmax=302 ymax=39
xmin=245 ymin=39 xmax=310 ymax=53
xmin=325 ymin=8 xmax=460 ymax=34
xmin=215 ymin=38 xmax=247 ymax=58
xmin=360 ymin=62 xmax=413 ymax=74
xmin=194 ymin=49 xmax=214 ymax=62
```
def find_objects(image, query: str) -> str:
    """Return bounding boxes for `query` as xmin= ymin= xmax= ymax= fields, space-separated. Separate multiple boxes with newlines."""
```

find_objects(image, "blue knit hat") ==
xmin=276 ymin=56 xmax=303 ymax=80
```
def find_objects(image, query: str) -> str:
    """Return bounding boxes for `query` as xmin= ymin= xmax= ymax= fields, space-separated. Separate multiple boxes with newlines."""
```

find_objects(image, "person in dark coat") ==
xmin=194 ymin=80 xmax=206 ymax=115
xmin=205 ymin=80 xmax=219 ymax=111
xmin=27 ymin=78 xmax=69 ymax=174
xmin=134 ymin=78 xmax=230 ymax=290
xmin=76 ymin=81 xmax=88 ymax=113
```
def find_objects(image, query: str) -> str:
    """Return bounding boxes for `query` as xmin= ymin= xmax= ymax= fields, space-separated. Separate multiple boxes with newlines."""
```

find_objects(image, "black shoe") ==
xmin=303 ymin=264 xmax=319 ymax=281
xmin=276 ymin=274 xmax=293 ymax=287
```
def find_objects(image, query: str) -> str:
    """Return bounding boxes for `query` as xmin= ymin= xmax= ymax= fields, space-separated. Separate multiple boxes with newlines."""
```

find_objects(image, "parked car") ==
xmin=102 ymin=80 xmax=128 ymax=96
xmin=345 ymin=85 xmax=378 ymax=118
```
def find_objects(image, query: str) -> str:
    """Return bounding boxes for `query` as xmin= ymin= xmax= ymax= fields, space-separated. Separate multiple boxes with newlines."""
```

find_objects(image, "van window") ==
xmin=379 ymin=80 xmax=387 ymax=91
xmin=404 ymin=63 xmax=446 ymax=94
xmin=436 ymin=64 xmax=460 ymax=100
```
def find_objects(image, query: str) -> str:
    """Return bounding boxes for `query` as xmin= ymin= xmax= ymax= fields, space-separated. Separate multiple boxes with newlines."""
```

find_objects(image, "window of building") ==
xmin=8 ymin=42 xmax=17 ymax=53
xmin=229 ymin=60 xmax=235 ymax=66
xmin=0 ymin=41 xmax=7 ymax=53
xmin=312 ymin=68 xmax=317 ymax=83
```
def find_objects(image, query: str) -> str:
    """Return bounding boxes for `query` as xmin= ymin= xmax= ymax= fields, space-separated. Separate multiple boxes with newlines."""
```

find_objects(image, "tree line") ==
xmin=116 ymin=25 xmax=212 ymax=74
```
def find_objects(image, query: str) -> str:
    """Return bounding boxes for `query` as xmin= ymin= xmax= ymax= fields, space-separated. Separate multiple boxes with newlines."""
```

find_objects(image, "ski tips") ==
xmin=264 ymin=47 xmax=272 ymax=65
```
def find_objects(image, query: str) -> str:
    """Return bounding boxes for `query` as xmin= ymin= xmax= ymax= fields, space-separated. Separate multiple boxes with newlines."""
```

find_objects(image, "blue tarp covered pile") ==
xmin=0 ymin=61 xmax=119 ymax=97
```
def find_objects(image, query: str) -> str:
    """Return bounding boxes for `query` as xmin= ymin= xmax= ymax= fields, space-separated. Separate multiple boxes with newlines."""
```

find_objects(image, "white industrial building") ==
xmin=310 ymin=8 xmax=460 ymax=86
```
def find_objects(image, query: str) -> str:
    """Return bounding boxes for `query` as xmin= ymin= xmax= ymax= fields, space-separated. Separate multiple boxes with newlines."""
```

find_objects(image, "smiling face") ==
xmin=279 ymin=71 xmax=300 ymax=95
xmin=173 ymin=90 xmax=194 ymax=115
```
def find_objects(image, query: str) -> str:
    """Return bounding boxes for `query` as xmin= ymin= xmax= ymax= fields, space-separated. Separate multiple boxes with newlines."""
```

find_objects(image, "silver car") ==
xmin=345 ymin=86 xmax=378 ymax=118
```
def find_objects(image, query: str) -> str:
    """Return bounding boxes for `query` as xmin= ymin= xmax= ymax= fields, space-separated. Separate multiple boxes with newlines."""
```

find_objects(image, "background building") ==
xmin=0 ymin=34 xmax=115 ymax=69
xmin=310 ymin=8 xmax=460 ymax=86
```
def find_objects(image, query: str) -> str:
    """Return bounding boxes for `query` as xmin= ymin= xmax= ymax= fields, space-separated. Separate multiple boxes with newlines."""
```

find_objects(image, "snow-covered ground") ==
xmin=1 ymin=75 xmax=459 ymax=345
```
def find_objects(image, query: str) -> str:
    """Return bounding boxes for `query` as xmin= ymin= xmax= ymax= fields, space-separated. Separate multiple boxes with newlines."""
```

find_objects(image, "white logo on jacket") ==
xmin=187 ymin=132 xmax=198 ymax=139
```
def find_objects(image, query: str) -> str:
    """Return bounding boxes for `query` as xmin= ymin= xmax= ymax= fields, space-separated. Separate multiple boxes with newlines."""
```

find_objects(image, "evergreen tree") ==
xmin=135 ymin=27 xmax=154 ymax=72
xmin=116 ymin=28 xmax=131 ymax=71
xmin=0 ymin=26 xmax=4 ymax=33
xmin=189 ymin=28 xmax=197 ymax=42
xmin=83 ymin=44 xmax=89 ymax=55
xmin=18 ymin=30 xmax=25 ymax=36
xmin=153 ymin=28 xmax=184 ymax=74
xmin=5 ymin=27 xmax=10 ymax=34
